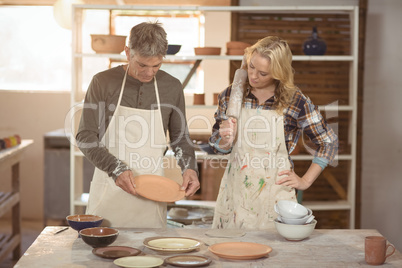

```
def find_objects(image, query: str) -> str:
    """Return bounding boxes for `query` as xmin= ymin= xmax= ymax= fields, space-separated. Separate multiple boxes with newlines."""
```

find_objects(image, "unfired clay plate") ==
xmin=134 ymin=174 xmax=185 ymax=202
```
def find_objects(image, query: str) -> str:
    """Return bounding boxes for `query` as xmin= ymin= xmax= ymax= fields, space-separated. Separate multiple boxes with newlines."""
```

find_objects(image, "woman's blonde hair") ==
xmin=244 ymin=36 xmax=296 ymax=112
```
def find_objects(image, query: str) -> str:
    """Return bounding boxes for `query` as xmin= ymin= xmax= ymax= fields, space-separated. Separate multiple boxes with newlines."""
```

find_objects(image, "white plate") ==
xmin=143 ymin=237 xmax=202 ymax=253
xmin=113 ymin=256 xmax=164 ymax=268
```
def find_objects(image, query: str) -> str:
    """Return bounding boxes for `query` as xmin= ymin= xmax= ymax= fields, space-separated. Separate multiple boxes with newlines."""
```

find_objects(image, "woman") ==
xmin=209 ymin=36 xmax=338 ymax=229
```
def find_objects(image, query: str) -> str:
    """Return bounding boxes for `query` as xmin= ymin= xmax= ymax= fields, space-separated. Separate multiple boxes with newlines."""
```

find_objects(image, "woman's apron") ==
xmin=212 ymin=107 xmax=296 ymax=230
xmin=86 ymin=67 xmax=167 ymax=228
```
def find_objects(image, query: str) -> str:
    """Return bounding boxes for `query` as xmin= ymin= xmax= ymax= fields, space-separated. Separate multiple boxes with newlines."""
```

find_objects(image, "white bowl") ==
xmin=274 ymin=200 xmax=308 ymax=219
xmin=274 ymin=219 xmax=317 ymax=241
xmin=278 ymin=214 xmax=315 ymax=225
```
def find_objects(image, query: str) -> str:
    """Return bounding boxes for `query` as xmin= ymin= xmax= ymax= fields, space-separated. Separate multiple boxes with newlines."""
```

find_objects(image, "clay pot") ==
xmin=226 ymin=48 xmax=246 ymax=55
xmin=91 ymin=34 xmax=127 ymax=54
xmin=194 ymin=47 xmax=221 ymax=55
xmin=193 ymin=93 xmax=205 ymax=105
xmin=213 ymin=93 xmax=220 ymax=105
xmin=226 ymin=41 xmax=252 ymax=49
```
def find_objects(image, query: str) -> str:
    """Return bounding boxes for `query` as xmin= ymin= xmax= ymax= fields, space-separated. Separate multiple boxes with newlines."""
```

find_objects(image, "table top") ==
xmin=15 ymin=226 xmax=402 ymax=267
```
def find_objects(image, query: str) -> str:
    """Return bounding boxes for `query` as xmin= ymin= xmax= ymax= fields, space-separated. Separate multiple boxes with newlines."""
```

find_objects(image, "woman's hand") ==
xmin=276 ymin=163 xmax=323 ymax=191
xmin=276 ymin=170 xmax=313 ymax=191
xmin=219 ymin=117 xmax=237 ymax=149
xmin=181 ymin=169 xmax=200 ymax=197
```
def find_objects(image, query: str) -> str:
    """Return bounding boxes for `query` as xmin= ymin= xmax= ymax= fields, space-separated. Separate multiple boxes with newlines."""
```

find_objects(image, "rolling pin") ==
xmin=226 ymin=56 xmax=247 ymax=119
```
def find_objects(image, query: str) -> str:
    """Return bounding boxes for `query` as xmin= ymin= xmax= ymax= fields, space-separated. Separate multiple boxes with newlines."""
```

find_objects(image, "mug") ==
xmin=365 ymin=236 xmax=395 ymax=265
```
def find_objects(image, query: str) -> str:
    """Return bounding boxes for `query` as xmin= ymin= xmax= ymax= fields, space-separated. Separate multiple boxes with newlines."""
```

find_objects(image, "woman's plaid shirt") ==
xmin=209 ymin=86 xmax=339 ymax=166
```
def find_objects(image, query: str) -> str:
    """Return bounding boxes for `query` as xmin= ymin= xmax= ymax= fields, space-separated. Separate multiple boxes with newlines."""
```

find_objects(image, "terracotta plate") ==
xmin=114 ymin=256 xmax=163 ymax=268
xmin=92 ymin=246 xmax=141 ymax=259
xmin=143 ymin=237 xmax=202 ymax=253
xmin=208 ymin=242 xmax=272 ymax=260
xmin=134 ymin=174 xmax=185 ymax=202
xmin=165 ymin=255 xmax=212 ymax=267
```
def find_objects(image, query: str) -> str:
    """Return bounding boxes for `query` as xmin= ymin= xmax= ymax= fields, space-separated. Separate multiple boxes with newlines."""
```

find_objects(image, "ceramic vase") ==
xmin=303 ymin=26 xmax=327 ymax=55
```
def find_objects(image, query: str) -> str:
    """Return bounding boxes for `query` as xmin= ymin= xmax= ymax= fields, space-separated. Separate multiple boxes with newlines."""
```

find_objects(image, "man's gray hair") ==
xmin=128 ymin=21 xmax=168 ymax=58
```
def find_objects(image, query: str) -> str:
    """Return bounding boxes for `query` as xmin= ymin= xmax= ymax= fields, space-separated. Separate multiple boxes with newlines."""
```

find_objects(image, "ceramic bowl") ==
xmin=194 ymin=47 xmax=221 ymax=55
xmin=66 ymin=214 xmax=103 ymax=232
xmin=226 ymin=41 xmax=252 ymax=50
xmin=91 ymin=34 xmax=127 ymax=54
xmin=226 ymin=48 xmax=246 ymax=55
xmin=278 ymin=212 xmax=315 ymax=225
xmin=274 ymin=219 xmax=317 ymax=241
xmin=167 ymin=44 xmax=181 ymax=55
xmin=79 ymin=227 xmax=119 ymax=248
xmin=274 ymin=200 xmax=309 ymax=219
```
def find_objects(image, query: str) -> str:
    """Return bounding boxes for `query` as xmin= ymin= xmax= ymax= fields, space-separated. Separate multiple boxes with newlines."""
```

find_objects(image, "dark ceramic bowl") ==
xmin=66 ymin=214 xmax=103 ymax=232
xmin=79 ymin=227 xmax=119 ymax=248
xmin=167 ymin=44 xmax=181 ymax=55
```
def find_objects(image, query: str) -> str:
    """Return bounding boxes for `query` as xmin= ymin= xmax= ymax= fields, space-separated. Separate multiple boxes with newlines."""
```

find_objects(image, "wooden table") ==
xmin=0 ymin=140 xmax=33 ymax=263
xmin=14 ymin=226 xmax=402 ymax=267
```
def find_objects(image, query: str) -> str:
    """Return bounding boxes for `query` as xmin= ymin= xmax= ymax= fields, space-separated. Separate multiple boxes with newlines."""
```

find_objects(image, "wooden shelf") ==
xmin=71 ymin=5 xmax=359 ymax=229
xmin=302 ymin=200 xmax=351 ymax=210
xmin=0 ymin=140 xmax=33 ymax=262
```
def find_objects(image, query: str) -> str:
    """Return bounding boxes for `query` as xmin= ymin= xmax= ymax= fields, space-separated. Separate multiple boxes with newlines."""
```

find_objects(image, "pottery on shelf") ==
xmin=303 ymin=26 xmax=327 ymax=55
xmin=193 ymin=93 xmax=205 ymax=105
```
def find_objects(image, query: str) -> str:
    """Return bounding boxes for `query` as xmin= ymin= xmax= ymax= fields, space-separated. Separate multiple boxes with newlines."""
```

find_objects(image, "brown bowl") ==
xmin=226 ymin=41 xmax=252 ymax=50
xmin=80 ymin=227 xmax=119 ymax=248
xmin=226 ymin=48 xmax=246 ymax=55
xmin=193 ymin=93 xmax=205 ymax=105
xmin=194 ymin=47 xmax=221 ymax=55
xmin=91 ymin=34 xmax=127 ymax=54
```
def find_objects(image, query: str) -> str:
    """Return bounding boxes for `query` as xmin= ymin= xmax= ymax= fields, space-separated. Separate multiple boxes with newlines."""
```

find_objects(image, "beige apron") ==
xmin=86 ymin=67 xmax=167 ymax=228
xmin=212 ymin=107 xmax=296 ymax=230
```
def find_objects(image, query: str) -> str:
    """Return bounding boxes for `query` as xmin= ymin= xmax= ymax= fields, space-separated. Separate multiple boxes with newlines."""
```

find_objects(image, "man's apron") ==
xmin=212 ymin=107 xmax=296 ymax=230
xmin=86 ymin=67 xmax=167 ymax=228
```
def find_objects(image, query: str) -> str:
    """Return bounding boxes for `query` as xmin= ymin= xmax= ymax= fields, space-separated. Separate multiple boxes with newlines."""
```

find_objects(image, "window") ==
xmin=0 ymin=6 xmax=72 ymax=91
xmin=0 ymin=6 xmax=204 ymax=93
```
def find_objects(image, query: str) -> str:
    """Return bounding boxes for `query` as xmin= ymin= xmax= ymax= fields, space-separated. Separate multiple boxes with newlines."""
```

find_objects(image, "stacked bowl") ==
xmin=66 ymin=214 xmax=119 ymax=247
xmin=274 ymin=200 xmax=316 ymax=241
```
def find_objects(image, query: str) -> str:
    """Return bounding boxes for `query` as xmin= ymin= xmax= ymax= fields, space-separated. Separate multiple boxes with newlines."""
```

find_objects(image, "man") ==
xmin=76 ymin=21 xmax=199 ymax=228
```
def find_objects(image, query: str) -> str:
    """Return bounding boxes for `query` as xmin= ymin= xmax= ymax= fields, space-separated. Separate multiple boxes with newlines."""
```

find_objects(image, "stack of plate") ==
xmin=143 ymin=237 xmax=202 ymax=253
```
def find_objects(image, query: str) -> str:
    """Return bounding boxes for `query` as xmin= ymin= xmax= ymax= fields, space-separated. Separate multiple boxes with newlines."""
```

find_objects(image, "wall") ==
xmin=361 ymin=0 xmax=402 ymax=251
xmin=0 ymin=91 xmax=70 ymax=220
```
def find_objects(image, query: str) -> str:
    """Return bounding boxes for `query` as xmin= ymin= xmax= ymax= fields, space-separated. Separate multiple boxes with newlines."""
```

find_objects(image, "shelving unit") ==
xmin=0 ymin=140 xmax=33 ymax=263
xmin=70 ymin=4 xmax=359 ymax=228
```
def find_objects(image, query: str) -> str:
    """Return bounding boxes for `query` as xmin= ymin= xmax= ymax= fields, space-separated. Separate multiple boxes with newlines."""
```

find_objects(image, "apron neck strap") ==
xmin=117 ymin=66 xmax=129 ymax=107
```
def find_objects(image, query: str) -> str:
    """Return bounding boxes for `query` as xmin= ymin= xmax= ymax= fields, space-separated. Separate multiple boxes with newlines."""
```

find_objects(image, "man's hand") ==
xmin=115 ymin=170 xmax=137 ymax=195
xmin=181 ymin=169 xmax=200 ymax=197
